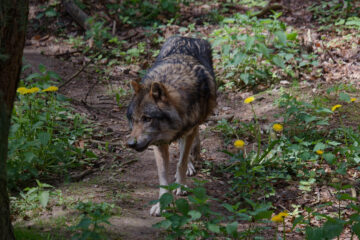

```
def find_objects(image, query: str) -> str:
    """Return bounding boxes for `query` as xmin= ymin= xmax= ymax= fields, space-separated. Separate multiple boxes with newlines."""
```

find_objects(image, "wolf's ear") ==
xmin=131 ymin=80 xmax=141 ymax=94
xmin=150 ymin=82 xmax=167 ymax=102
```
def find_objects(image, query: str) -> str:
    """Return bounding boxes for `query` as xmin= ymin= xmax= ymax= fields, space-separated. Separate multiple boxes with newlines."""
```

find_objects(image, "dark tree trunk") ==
xmin=0 ymin=0 xmax=29 ymax=239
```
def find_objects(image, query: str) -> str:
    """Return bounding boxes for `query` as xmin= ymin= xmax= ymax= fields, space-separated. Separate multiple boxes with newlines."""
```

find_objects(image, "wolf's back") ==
xmin=154 ymin=36 xmax=214 ymax=78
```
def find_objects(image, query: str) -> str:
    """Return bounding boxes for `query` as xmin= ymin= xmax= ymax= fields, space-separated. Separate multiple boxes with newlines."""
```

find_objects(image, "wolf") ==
xmin=126 ymin=36 xmax=216 ymax=216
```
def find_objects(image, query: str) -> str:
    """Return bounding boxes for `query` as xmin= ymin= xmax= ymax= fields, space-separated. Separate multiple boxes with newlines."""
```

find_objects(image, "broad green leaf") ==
xmin=193 ymin=187 xmax=207 ymax=201
xmin=272 ymin=55 xmax=285 ymax=68
xmin=38 ymin=132 xmax=50 ymax=146
xmin=257 ymin=43 xmax=270 ymax=59
xmin=336 ymin=193 xmax=357 ymax=201
xmin=153 ymin=220 xmax=172 ymax=229
xmin=254 ymin=210 xmax=272 ymax=221
xmin=323 ymin=153 xmax=335 ymax=164
xmin=305 ymin=226 xmax=323 ymax=240
xmin=314 ymin=142 xmax=326 ymax=151
xmin=159 ymin=193 xmax=173 ymax=209
xmin=352 ymin=222 xmax=360 ymax=237
xmin=175 ymin=198 xmax=189 ymax=215
xmin=188 ymin=210 xmax=201 ymax=220
xmin=322 ymin=220 xmax=344 ymax=239
xmin=226 ymin=221 xmax=238 ymax=238
xmin=240 ymin=73 xmax=250 ymax=85
xmin=24 ymin=152 xmax=36 ymax=163
xmin=208 ymin=223 xmax=220 ymax=233
xmin=76 ymin=217 xmax=92 ymax=229
xmin=222 ymin=45 xmax=231 ymax=56
xmin=245 ymin=36 xmax=255 ymax=51
xmin=292 ymin=216 xmax=304 ymax=230
xmin=339 ymin=92 xmax=351 ymax=102
xmin=286 ymin=32 xmax=298 ymax=41
xmin=275 ymin=31 xmax=287 ymax=45
xmin=233 ymin=52 xmax=246 ymax=66
xmin=39 ymin=191 xmax=49 ymax=208
xmin=26 ymin=73 xmax=42 ymax=81
xmin=48 ymin=71 xmax=61 ymax=80
xmin=304 ymin=115 xmax=317 ymax=123
xmin=38 ymin=64 xmax=47 ymax=73
xmin=45 ymin=9 xmax=57 ymax=17
xmin=354 ymin=156 xmax=360 ymax=164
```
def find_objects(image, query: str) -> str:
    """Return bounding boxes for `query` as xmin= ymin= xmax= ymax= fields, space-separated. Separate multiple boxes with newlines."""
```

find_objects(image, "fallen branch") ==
xmin=70 ymin=160 xmax=106 ymax=181
xmin=43 ymin=49 xmax=81 ymax=57
xmin=59 ymin=60 xmax=91 ymax=89
xmin=252 ymin=0 xmax=283 ymax=18
xmin=321 ymin=41 xmax=338 ymax=64
xmin=62 ymin=0 xmax=90 ymax=30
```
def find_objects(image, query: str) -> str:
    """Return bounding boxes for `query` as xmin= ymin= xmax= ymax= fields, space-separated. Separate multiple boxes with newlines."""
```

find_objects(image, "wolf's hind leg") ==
xmin=150 ymin=144 xmax=170 ymax=216
xmin=175 ymin=127 xmax=197 ymax=195
xmin=187 ymin=128 xmax=200 ymax=176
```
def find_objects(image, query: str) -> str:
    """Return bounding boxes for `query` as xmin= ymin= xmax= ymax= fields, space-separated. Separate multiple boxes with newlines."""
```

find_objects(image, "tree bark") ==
xmin=0 ymin=0 xmax=29 ymax=239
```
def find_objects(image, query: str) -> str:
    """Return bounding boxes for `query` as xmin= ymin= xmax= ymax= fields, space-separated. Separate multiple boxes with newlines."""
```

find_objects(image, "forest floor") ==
xmin=12 ymin=0 xmax=360 ymax=239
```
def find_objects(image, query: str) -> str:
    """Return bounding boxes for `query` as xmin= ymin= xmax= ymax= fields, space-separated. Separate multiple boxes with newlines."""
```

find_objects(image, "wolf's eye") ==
xmin=141 ymin=116 xmax=152 ymax=123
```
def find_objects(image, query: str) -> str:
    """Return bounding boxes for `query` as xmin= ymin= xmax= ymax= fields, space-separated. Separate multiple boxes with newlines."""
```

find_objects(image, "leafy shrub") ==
xmin=154 ymin=183 xmax=273 ymax=239
xmin=309 ymin=0 xmax=360 ymax=31
xmin=106 ymin=0 xmax=180 ymax=26
xmin=8 ymin=65 xmax=96 ymax=190
xmin=211 ymin=13 xmax=318 ymax=88
xmin=70 ymin=201 xmax=116 ymax=240
xmin=208 ymin=92 xmax=360 ymax=239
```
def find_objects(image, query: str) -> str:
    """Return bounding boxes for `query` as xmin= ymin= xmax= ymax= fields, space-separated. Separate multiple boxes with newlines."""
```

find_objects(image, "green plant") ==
xmin=8 ymin=66 xmax=96 ymax=190
xmin=211 ymin=12 xmax=318 ymax=88
xmin=106 ymin=0 xmax=180 ymax=27
xmin=309 ymin=0 xmax=359 ymax=31
xmin=10 ymin=180 xmax=57 ymax=218
xmin=36 ymin=1 xmax=60 ymax=19
xmin=14 ymin=227 xmax=60 ymax=240
xmin=154 ymin=182 xmax=273 ymax=239
xmin=70 ymin=201 xmax=116 ymax=240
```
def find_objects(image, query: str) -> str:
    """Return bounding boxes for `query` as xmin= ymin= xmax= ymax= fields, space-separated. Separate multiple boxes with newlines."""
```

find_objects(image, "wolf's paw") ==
xmin=150 ymin=203 xmax=161 ymax=216
xmin=186 ymin=161 xmax=196 ymax=176
xmin=173 ymin=186 xmax=188 ymax=196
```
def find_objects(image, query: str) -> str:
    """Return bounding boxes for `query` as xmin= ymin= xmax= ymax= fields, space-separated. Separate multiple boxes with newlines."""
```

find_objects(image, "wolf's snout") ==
xmin=127 ymin=137 xmax=137 ymax=148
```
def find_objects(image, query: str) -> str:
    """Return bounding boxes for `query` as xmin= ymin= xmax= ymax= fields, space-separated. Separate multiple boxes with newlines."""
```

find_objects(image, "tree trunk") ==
xmin=0 ymin=1 xmax=29 ymax=239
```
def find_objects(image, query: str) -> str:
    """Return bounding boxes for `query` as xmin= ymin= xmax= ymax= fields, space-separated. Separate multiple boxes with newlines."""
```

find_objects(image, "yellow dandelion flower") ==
xmin=17 ymin=87 xmax=30 ymax=95
xmin=271 ymin=211 xmax=288 ymax=223
xmin=234 ymin=140 xmax=245 ymax=149
xmin=331 ymin=104 xmax=342 ymax=112
xmin=316 ymin=150 xmax=324 ymax=155
xmin=28 ymin=87 xmax=40 ymax=94
xmin=350 ymin=98 xmax=357 ymax=102
xmin=278 ymin=212 xmax=289 ymax=218
xmin=244 ymin=96 xmax=255 ymax=104
xmin=42 ymin=86 xmax=59 ymax=92
xmin=273 ymin=123 xmax=283 ymax=132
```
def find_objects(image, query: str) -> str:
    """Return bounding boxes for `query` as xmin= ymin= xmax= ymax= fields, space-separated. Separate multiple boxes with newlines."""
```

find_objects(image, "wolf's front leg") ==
xmin=187 ymin=128 xmax=200 ymax=176
xmin=150 ymin=144 xmax=170 ymax=216
xmin=175 ymin=127 xmax=197 ymax=196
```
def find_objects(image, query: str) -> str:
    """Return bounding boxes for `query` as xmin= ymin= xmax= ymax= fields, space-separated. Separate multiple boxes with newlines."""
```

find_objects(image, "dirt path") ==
xmin=22 ymin=45 xmax=253 ymax=239
xmin=22 ymin=42 xmax=285 ymax=239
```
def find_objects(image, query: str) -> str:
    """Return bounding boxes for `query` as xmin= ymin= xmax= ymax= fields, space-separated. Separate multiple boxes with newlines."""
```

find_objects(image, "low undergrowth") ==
xmin=155 ymin=89 xmax=360 ymax=239
xmin=8 ymin=64 xmax=96 ymax=190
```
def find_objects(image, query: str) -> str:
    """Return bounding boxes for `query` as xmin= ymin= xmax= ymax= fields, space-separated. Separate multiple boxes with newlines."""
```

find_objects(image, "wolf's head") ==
xmin=126 ymin=81 xmax=182 ymax=152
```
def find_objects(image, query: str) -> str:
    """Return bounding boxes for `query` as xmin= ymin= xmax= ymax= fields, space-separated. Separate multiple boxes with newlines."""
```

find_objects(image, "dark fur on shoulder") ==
xmin=126 ymin=36 xmax=216 ymax=152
